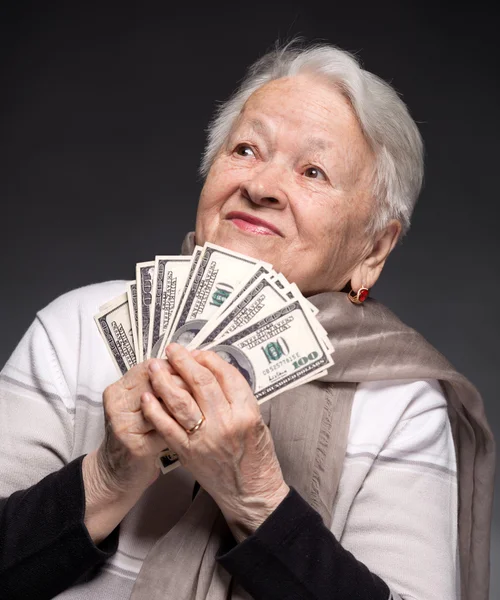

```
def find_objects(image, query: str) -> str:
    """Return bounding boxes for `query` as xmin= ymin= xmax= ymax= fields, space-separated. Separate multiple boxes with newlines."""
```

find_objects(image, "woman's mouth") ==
xmin=226 ymin=212 xmax=283 ymax=236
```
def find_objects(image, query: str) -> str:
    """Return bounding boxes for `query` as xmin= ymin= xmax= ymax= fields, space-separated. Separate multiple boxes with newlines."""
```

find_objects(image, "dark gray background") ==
xmin=1 ymin=0 xmax=498 ymax=593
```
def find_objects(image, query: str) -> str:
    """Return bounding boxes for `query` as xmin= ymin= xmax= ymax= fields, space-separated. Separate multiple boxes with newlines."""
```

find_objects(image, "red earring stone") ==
xmin=348 ymin=286 xmax=369 ymax=304
xmin=358 ymin=288 xmax=369 ymax=302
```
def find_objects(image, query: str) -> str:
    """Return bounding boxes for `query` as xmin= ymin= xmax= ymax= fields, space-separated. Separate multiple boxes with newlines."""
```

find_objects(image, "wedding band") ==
xmin=185 ymin=414 xmax=205 ymax=435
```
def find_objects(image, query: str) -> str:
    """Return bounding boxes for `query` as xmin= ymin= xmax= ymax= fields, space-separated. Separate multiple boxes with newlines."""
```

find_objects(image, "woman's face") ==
xmin=196 ymin=74 xmax=377 ymax=295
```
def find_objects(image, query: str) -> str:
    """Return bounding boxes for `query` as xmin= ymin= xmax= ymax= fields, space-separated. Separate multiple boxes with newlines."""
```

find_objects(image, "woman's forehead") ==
xmin=236 ymin=76 xmax=368 ymax=149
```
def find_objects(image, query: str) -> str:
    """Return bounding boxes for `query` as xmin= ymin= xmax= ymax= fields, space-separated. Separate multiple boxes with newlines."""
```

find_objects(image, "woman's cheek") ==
xmin=196 ymin=209 xmax=218 ymax=244
xmin=203 ymin=177 xmax=233 ymax=210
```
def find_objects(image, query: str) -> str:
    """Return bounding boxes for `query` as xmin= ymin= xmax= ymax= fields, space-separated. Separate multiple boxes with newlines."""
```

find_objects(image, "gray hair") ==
xmin=199 ymin=40 xmax=424 ymax=237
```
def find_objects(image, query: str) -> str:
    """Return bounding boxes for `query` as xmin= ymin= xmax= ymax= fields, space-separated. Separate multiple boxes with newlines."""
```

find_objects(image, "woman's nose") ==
xmin=240 ymin=163 xmax=289 ymax=209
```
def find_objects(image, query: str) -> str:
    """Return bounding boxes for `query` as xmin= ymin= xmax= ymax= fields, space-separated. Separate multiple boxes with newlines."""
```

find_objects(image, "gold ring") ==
xmin=185 ymin=414 xmax=205 ymax=435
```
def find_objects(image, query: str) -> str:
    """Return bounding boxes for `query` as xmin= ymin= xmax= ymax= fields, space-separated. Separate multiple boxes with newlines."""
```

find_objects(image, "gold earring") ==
xmin=348 ymin=286 xmax=369 ymax=304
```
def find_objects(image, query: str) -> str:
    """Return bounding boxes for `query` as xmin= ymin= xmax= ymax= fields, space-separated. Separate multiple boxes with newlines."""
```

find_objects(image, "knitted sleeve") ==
xmin=0 ymin=456 xmax=118 ymax=599
xmin=218 ymin=487 xmax=393 ymax=600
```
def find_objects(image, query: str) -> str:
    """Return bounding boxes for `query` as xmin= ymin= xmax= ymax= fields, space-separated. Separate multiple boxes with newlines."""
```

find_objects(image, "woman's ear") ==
xmin=350 ymin=220 xmax=401 ymax=291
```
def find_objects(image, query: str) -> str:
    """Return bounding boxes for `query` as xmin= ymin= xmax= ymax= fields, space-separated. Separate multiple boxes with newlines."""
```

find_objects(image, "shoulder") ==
xmin=37 ymin=280 xmax=128 ymax=324
xmin=33 ymin=281 xmax=129 ymax=394
xmin=352 ymin=379 xmax=447 ymax=427
xmin=350 ymin=379 xmax=454 ymax=468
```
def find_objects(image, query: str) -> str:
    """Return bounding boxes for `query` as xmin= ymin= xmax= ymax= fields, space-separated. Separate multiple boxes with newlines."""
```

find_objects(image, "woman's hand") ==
xmin=82 ymin=360 xmax=187 ymax=543
xmin=141 ymin=343 xmax=290 ymax=542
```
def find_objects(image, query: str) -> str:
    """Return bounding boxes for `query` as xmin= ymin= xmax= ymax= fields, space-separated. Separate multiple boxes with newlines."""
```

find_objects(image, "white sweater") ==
xmin=0 ymin=282 xmax=458 ymax=599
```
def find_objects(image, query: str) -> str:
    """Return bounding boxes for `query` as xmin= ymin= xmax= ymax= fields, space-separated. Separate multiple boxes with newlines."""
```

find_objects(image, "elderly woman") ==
xmin=0 ymin=42 xmax=494 ymax=600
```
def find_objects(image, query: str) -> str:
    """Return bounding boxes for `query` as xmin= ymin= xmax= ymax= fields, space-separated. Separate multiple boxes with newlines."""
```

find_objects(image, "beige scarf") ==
xmin=130 ymin=233 xmax=495 ymax=600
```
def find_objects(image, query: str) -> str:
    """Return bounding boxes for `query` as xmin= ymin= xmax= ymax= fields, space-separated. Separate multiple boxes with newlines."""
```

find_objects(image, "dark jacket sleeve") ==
xmin=0 ymin=455 xmax=119 ymax=600
xmin=217 ymin=487 xmax=391 ymax=600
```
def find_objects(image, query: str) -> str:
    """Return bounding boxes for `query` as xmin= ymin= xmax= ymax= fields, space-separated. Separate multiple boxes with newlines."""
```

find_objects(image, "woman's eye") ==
xmin=234 ymin=144 xmax=255 ymax=158
xmin=304 ymin=166 xmax=326 ymax=180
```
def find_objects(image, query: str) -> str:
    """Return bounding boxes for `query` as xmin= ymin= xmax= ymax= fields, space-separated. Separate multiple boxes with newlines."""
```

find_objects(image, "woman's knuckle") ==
xmin=202 ymin=350 xmax=217 ymax=364
xmin=243 ymin=411 xmax=261 ymax=430
xmin=103 ymin=383 xmax=115 ymax=403
xmin=174 ymin=393 xmax=192 ymax=414
xmin=103 ymin=387 xmax=122 ymax=417
xmin=193 ymin=369 xmax=214 ymax=388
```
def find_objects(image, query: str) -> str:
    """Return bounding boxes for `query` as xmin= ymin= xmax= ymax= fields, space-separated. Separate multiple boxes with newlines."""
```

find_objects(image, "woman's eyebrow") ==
xmin=236 ymin=117 xmax=270 ymax=139
xmin=228 ymin=117 xmax=270 ymax=145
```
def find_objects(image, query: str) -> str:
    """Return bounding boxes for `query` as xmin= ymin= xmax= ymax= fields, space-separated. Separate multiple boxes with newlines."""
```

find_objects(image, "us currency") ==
xmin=94 ymin=293 xmax=137 ymax=375
xmin=95 ymin=243 xmax=336 ymax=475
xmin=209 ymin=263 xmax=271 ymax=325
xmin=164 ymin=243 xmax=270 ymax=350
xmin=136 ymin=261 xmax=155 ymax=361
xmin=126 ymin=281 xmax=139 ymax=357
xmin=156 ymin=447 xmax=180 ymax=475
xmin=285 ymin=283 xmax=319 ymax=315
xmin=203 ymin=298 xmax=334 ymax=403
xmin=271 ymin=276 xmax=318 ymax=316
xmin=188 ymin=274 xmax=290 ymax=348
xmin=154 ymin=246 xmax=203 ymax=356
xmin=259 ymin=276 xmax=330 ymax=352
xmin=276 ymin=283 xmax=333 ymax=354
xmin=157 ymin=297 xmax=333 ymax=475
xmin=147 ymin=256 xmax=191 ymax=359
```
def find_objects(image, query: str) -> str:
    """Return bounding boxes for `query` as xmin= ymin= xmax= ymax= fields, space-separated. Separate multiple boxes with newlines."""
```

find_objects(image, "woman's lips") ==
xmin=226 ymin=212 xmax=283 ymax=236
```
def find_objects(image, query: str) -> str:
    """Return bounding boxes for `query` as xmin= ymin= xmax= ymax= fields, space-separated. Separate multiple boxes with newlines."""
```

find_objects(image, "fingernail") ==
xmin=149 ymin=360 xmax=161 ymax=373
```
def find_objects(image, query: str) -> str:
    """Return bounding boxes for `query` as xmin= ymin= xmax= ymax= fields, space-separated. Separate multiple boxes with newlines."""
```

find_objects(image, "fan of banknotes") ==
xmin=94 ymin=242 xmax=334 ymax=473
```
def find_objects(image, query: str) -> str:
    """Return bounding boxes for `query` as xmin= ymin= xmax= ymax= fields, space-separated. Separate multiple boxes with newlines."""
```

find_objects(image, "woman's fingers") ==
xmin=148 ymin=359 xmax=204 ymax=431
xmin=141 ymin=392 xmax=189 ymax=454
xmin=104 ymin=366 xmax=157 ymax=435
xmin=168 ymin=372 xmax=190 ymax=392
xmin=165 ymin=344 xmax=228 ymax=416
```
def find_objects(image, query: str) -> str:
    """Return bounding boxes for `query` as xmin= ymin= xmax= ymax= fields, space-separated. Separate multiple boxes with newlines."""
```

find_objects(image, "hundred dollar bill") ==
xmin=126 ymin=281 xmax=139 ymax=357
xmin=185 ymin=263 xmax=274 ymax=347
xmin=155 ymin=246 xmax=203 ymax=356
xmin=94 ymin=293 xmax=137 ymax=375
xmin=207 ymin=263 xmax=272 ymax=325
xmin=189 ymin=274 xmax=289 ymax=348
xmin=165 ymin=243 xmax=270 ymax=348
xmin=285 ymin=283 xmax=319 ymax=315
xmin=276 ymin=283 xmax=332 ymax=354
xmin=148 ymin=256 xmax=191 ymax=359
xmin=136 ymin=261 xmax=155 ymax=361
xmin=203 ymin=299 xmax=334 ymax=403
xmin=270 ymin=272 xmax=290 ymax=291
xmin=270 ymin=276 xmax=318 ymax=316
